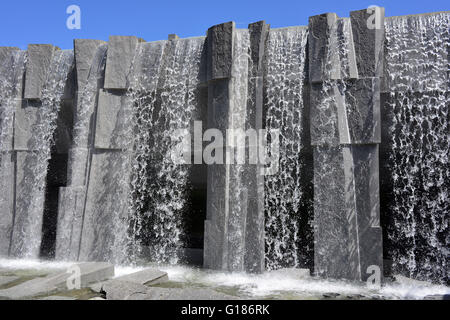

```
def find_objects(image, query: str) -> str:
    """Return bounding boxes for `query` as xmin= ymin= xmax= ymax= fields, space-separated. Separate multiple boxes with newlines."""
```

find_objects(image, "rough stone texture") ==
xmin=308 ymin=13 xmax=340 ymax=83
xmin=204 ymin=71 xmax=230 ymax=269
xmin=350 ymin=8 xmax=385 ymax=78
xmin=13 ymin=100 xmax=39 ymax=151
xmin=337 ymin=18 xmax=358 ymax=79
xmin=204 ymin=23 xmax=268 ymax=273
xmin=9 ymin=151 xmax=46 ymax=257
xmin=94 ymin=90 xmax=131 ymax=150
xmin=0 ymin=276 xmax=19 ymax=287
xmin=66 ymin=147 xmax=90 ymax=186
xmin=78 ymin=151 xmax=130 ymax=261
xmin=313 ymin=146 xmax=360 ymax=280
xmin=104 ymin=36 xmax=139 ymax=89
xmin=339 ymin=78 xmax=381 ymax=144
xmin=206 ymin=22 xmax=234 ymax=81
xmin=0 ymin=47 xmax=19 ymax=64
xmin=310 ymin=82 xmax=341 ymax=146
xmin=311 ymin=9 xmax=384 ymax=282
xmin=352 ymin=145 xmax=383 ymax=280
xmin=91 ymin=280 xmax=149 ymax=300
xmin=114 ymin=269 xmax=168 ymax=285
xmin=74 ymin=39 xmax=106 ymax=91
xmin=55 ymin=186 xmax=86 ymax=261
xmin=1 ymin=47 xmax=25 ymax=152
xmin=168 ymin=34 xmax=179 ymax=40
xmin=129 ymin=287 xmax=238 ymax=301
xmin=313 ymin=144 xmax=383 ymax=281
xmin=94 ymin=280 xmax=236 ymax=300
xmin=53 ymin=99 xmax=75 ymax=154
xmin=243 ymin=21 xmax=269 ymax=273
xmin=131 ymin=41 xmax=166 ymax=91
xmin=0 ymin=153 xmax=15 ymax=256
xmin=24 ymin=44 xmax=56 ymax=100
xmin=309 ymin=37 xmax=381 ymax=146
xmin=0 ymin=262 xmax=114 ymax=299
xmin=90 ymin=269 xmax=168 ymax=293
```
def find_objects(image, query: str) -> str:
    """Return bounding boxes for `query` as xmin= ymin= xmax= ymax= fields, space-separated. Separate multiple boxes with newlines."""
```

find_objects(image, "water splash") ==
xmin=384 ymin=13 xmax=449 ymax=283
xmin=128 ymin=37 xmax=205 ymax=264
xmin=0 ymin=50 xmax=26 ymax=150
xmin=226 ymin=29 xmax=251 ymax=271
xmin=264 ymin=27 xmax=310 ymax=270
xmin=10 ymin=50 xmax=74 ymax=258
xmin=55 ymin=44 xmax=107 ymax=261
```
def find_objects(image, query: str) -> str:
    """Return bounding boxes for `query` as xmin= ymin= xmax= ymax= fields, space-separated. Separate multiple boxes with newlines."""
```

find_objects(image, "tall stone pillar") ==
xmin=203 ymin=21 xmax=269 ymax=273
xmin=55 ymin=39 xmax=106 ymax=261
xmin=309 ymin=9 xmax=385 ymax=281
xmin=0 ymin=47 xmax=23 ymax=256
xmin=78 ymin=36 xmax=140 ymax=262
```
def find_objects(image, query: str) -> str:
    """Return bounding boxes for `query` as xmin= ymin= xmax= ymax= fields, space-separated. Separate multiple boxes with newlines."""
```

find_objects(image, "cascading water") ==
xmin=128 ymin=37 xmax=205 ymax=264
xmin=55 ymin=44 xmax=107 ymax=261
xmin=264 ymin=27 xmax=310 ymax=270
xmin=0 ymin=50 xmax=26 ymax=150
xmin=10 ymin=50 xmax=74 ymax=258
xmin=384 ymin=13 xmax=449 ymax=284
xmin=0 ymin=50 xmax=26 ymax=256
xmin=71 ymin=44 xmax=107 ymax=157
xmin=227 ymin=29 xmax=250 ymax=271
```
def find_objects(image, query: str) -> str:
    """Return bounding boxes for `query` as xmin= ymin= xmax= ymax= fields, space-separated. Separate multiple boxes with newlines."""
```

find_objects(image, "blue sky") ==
xmin=0 ymin=0 xmax=448 ymax=49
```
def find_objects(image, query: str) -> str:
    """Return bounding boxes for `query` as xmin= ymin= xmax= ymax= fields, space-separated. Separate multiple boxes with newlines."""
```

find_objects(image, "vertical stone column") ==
xmin=204 ymin=21 xmax=268 ymax=273
xmin=10 ymin=45 xmax=57 ymax=257
xmin=0 ymin=47 xmax=22 ymax=256
xmin=244 ymin=21 xmax=269 ymax=273
xmin=55 ymin=39 xmax=106 ymax=261
xmin=310 ymin=9 xmax=385 ymax=281
xmin=78 ymin=36 xmax=140 ymax=262
xmin=204 ymin=22 xmax=235 ymax=271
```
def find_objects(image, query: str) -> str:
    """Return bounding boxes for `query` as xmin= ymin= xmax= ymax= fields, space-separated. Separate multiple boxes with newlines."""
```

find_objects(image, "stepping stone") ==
xmin=115 ymin=268 xmax=168 ymax=285
xmin=0 ymin=262 xmax=114 ymax=299
xmin=0 ymin=276 xmax=20 ymax=287
xmin=95 ymin=280 xmax=150 ymax=300
xmin=132 ymin=287 xmax=238 ymax=301
xmin=90 ymin=268 xmax=168 ymax=293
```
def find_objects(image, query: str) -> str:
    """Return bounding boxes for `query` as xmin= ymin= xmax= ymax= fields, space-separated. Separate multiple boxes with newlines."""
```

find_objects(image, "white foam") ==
xmin=0 ymin=258 xmax=74 ymax=271
xmin=1 ymin=259 xmax=448 ymax=299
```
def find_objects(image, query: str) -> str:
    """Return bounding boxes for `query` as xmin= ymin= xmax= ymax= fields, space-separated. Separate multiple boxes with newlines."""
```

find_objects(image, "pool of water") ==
xmin=1 ymin=259 xmax=448 ymax=300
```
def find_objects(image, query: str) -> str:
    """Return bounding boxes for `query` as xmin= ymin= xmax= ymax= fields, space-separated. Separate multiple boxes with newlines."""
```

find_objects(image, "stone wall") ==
xmin=0 ymin=8 xmax=448 ymax=283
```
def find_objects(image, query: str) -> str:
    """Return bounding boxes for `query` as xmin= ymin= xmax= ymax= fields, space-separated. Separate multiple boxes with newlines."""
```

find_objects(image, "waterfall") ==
xmin=227 ymin=29 xmax=250 ymax=271
xmin=264 ymin=27 xmax=310 ymax=270
xmin=0 ymin=50 xmax=26 ymax=150
xmin=128 ymin=37 xmax=205 ymax=264
xmin=55 ymin=44 xmax=107 ymax=261
xmin=0 ymin=50 xmax=26 ymax=257
xmin=384 ymin=13 xmax=449 ymax=283
xmin=11 ymin=50 xmax=74 ymax=258
xmin=72 ymin=44 xmax=107 ymax=150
